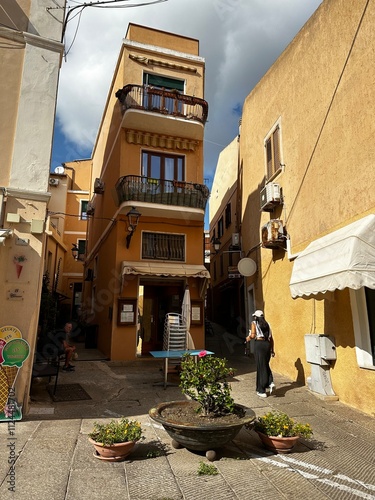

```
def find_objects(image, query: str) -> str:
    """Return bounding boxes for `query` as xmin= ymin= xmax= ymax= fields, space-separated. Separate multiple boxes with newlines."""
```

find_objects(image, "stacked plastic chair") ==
xmin=163 ymin=313 xmax=187 ymax=372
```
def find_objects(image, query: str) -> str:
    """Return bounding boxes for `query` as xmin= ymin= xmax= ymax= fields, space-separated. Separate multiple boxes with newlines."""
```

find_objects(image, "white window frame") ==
xmin=80 ymin=199 xmax=88 ymax=220
xmin=350 ymin=288 xmax=375 ymax=370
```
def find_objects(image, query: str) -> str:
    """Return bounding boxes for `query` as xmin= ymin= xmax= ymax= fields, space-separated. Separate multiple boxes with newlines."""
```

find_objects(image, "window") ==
xmin=217 ymin=216 xmax=224 ymax=239
xmin=142 ymin=232 xmax=185 ymax=261
xmin=80 ymin=200 xmax=88 ymax=220
xmin=143 ymin=73 xmax=184 ymax=113
xmin=142 ymin=151 xmax=184 ymax=183
xmin=265 ymin=124 xmax=281 ymax=179
xmin=225 ymin=203 xmax=231 ymax=228
xmin=144 ymin=73 xmax=184 ymax=91
xmin=350 ymin=288 xmax=375 ymax=369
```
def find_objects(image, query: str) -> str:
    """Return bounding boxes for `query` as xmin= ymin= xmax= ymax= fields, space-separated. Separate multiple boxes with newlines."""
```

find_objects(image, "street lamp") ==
xmin=126 ymin=206 xmax=141 ymax=248
xmin=212 ymin=237 xmax=221 ymax=253
xmin=71 ymin=243 xmax=79 ymax=260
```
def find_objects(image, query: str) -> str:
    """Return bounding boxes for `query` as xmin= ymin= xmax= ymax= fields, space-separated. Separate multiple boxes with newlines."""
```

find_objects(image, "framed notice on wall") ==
xmin=117 ymin=298 xmax=137 ymax=325
xmin=191 ymin=300 xmax=203 ymax=325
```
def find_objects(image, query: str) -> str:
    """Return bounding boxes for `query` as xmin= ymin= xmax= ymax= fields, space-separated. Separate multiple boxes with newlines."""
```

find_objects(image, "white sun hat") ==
xmin=252 ymin=310 xmax=264 ymax=318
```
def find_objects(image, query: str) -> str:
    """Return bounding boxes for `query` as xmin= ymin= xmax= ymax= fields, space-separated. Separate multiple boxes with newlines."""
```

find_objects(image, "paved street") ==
xmin=0 ymin=323 xmax=374 ymax=499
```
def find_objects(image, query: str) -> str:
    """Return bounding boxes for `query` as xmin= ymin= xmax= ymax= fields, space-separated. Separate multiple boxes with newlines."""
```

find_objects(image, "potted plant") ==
xmin=253 ymin=410 xmax=313 ymax=453
xmin=149 ymin=351 xmax=255 ymax=461
xmin=88 ymin=417 xmax=143 ymax=462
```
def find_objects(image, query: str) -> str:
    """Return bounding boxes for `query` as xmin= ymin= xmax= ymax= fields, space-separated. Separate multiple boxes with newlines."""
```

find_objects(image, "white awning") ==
xmin=290 ymin=214 xmax=375 ymax=299
xmin=121 ymin=261 xmax=210 ymax=279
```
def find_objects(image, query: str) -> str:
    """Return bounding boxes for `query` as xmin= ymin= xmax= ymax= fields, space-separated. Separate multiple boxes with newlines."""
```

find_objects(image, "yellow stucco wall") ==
xmin=239 ymin=0 xmax=375 ymax=415
xmin=126 ymin=23 xmax=200 ymax=56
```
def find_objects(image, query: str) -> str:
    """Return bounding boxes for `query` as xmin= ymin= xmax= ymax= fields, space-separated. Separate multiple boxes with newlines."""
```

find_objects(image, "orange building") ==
xmin=81 ymin=24 xmax=209 ymax=360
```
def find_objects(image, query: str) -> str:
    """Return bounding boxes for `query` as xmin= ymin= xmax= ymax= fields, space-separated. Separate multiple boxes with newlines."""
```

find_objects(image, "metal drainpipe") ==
xmin=286 ymin=237 xmax=300 ymax=261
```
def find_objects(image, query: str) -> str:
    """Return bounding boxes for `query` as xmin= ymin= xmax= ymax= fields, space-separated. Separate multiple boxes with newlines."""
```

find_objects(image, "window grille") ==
xmin=142 ymin=232 xmax=185 ymax=261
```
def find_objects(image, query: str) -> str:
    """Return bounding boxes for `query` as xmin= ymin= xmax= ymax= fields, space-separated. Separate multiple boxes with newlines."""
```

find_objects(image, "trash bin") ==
xmin=85 ymin=324 xmax=98 ymax=349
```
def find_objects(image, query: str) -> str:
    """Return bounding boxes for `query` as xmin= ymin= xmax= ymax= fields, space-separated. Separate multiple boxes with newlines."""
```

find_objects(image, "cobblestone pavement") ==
xmin=0 ymin=323 xmax=374 ymax=499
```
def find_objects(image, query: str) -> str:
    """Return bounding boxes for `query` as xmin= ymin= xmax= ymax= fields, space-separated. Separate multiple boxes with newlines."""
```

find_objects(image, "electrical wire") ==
xmin=62 ymin=0 xmax=168 ymax=53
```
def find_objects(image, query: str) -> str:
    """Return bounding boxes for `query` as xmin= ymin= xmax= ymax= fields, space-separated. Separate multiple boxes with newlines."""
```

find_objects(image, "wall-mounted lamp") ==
xmin=126 ymin=206 xmax=141 ymax=249
xmin=211 ymin=237 xmax=221 ymax=254
xmin=71 ymin=243 xmax=79 ymax=260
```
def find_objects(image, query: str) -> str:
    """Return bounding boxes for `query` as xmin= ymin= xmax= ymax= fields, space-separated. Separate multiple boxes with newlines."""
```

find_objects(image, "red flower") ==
xmin=198 ymin=350 xmax=207 ymax=358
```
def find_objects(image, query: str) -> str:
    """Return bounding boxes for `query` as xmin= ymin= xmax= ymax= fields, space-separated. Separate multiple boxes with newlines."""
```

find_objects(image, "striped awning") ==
xmin=121 ymin=261 xmax=210 ymax=279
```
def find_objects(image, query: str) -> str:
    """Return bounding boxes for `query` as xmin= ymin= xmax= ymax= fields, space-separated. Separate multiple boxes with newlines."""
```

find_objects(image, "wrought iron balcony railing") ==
xmin=115 ymin=84 xmax=208 ymax=124
xmin=115 ymin=175 xmax=209 ymax=210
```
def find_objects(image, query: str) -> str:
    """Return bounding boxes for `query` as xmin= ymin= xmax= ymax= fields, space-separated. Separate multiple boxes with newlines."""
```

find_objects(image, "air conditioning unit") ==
xmin=94 ymin=178 xmax=105 ymax=194
xmin=260 ymin=182 xmax=281 ymax=211
xmin=261 ymin=219 xmax=285 ymax=249
xmin=49 ymin=178 xmax=59 ymax=186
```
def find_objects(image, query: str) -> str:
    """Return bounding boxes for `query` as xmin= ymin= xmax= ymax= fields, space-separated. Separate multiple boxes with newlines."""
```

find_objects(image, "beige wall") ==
xmin=0 ymin=1 xmax=65 ymax=416
xmin=237 ymin=0 xmax=375 ymax=414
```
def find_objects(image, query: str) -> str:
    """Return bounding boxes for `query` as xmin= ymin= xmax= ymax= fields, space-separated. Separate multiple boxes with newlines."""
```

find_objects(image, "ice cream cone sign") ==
xmin=13 ymin=255 xmax=27 ymax=279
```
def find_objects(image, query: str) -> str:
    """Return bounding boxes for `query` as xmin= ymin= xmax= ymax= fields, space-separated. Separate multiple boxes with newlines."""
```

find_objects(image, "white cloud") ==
xmin=55 ymin=0 xmax=322 ymax=176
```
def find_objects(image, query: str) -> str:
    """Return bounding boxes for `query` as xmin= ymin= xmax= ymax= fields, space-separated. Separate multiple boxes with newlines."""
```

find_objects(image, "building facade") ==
xmin=81 ymin=24 xmax=209 ymax=361
xmin=0 ymin=1 xmax=65 ymax=417
xmin=212 ymin=0 xmax=375 ymax=415
xmin=208 ymin=138 xmax=245 ymax=336
xmin=44 ymin=160 xmax=92 ymax=326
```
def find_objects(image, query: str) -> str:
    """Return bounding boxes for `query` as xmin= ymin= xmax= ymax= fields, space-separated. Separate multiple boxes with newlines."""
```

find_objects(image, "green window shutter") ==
xmin=144 ymin=73 xmax=184 ymax=91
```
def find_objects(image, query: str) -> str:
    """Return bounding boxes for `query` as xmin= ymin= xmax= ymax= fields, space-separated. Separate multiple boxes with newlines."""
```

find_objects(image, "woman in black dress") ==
xmin=246 ymin=310 xmax=275 ymax=398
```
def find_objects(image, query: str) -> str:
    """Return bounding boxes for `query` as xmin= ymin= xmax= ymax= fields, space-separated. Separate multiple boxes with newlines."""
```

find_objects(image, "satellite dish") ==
xmin=238 ymin=258 xmax=257 ymax=277
xmin=54 ymin=165 xmax=65 ymax=174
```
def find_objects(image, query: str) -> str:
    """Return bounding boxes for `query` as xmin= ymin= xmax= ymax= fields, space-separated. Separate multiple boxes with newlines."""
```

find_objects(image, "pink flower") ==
xmin=198 ymin=350 xmax=207 ymax=358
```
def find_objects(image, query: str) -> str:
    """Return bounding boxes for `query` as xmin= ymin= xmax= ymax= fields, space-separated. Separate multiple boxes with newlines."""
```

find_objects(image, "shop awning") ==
xmin=290 ymin=214 xmax=375 ymax=299
xmin=121 ymin=261 xmax=210 ymax=279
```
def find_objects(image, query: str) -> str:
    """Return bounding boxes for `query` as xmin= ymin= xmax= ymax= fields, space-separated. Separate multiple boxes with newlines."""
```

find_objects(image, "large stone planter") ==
xmin=149 ymin=400 xmax=256 ymax=461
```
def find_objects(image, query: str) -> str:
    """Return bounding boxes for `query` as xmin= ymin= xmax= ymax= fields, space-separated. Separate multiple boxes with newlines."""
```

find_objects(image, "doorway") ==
xmin=140 ymin=281 xmax=184 ymax=354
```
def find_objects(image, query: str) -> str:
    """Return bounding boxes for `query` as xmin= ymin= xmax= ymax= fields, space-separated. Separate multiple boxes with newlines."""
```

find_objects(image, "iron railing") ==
xmin=115 ymin=84 xmax=208 ymax=124
xmin=142 ymin=232 xmax=185 ymax=261
xmin=115 ymin=175 xmax=209 ymax=210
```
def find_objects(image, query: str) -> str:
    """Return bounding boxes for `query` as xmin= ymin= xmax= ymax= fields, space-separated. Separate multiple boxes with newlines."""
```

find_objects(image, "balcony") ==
xmin=115 ymin=175 xmax=209 ymax=213
xmin=115 ymin=85 xmax=208 ymax=140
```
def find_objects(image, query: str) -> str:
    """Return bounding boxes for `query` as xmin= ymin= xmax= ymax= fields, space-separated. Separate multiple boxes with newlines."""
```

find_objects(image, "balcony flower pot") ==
xmin=253 ymin=410 xmax=313 ymax=454
xmin=88 ymin=417 xmax=143 ymax=462
xmin=149 ymin=352 xmax=255 ymax=460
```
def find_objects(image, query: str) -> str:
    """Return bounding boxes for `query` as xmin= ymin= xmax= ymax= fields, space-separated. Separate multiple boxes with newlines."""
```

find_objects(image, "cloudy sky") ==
xmin=52 ymin=0 xmax=322 ymax=186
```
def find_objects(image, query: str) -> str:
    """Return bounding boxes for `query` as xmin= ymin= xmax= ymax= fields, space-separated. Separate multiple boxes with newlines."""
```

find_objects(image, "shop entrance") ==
xmin=139 ymin=280 xmax=184 ymax=354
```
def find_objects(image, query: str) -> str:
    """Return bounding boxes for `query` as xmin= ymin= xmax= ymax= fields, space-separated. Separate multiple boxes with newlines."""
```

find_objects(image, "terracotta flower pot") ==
xmin=256 ymin=431 xmax=299 ymax=453
xmin=89 ymin=438 xmax=136 ymax=462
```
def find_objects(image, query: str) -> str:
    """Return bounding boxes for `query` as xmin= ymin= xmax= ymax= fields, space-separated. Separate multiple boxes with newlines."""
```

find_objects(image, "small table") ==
xmin=150 ymin=349 xmax=214 ymax=389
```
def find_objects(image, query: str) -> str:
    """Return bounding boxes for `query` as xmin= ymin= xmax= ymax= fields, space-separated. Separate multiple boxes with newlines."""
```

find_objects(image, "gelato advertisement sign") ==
xmin=0 ymin=326 xmax=30 ymax=422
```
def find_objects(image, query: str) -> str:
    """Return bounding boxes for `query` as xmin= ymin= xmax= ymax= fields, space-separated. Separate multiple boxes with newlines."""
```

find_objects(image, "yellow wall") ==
xmin=238 ymin=0 xmax=375 ymax=415
xmin=126 ymin=23 xmax=200 ymax=56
